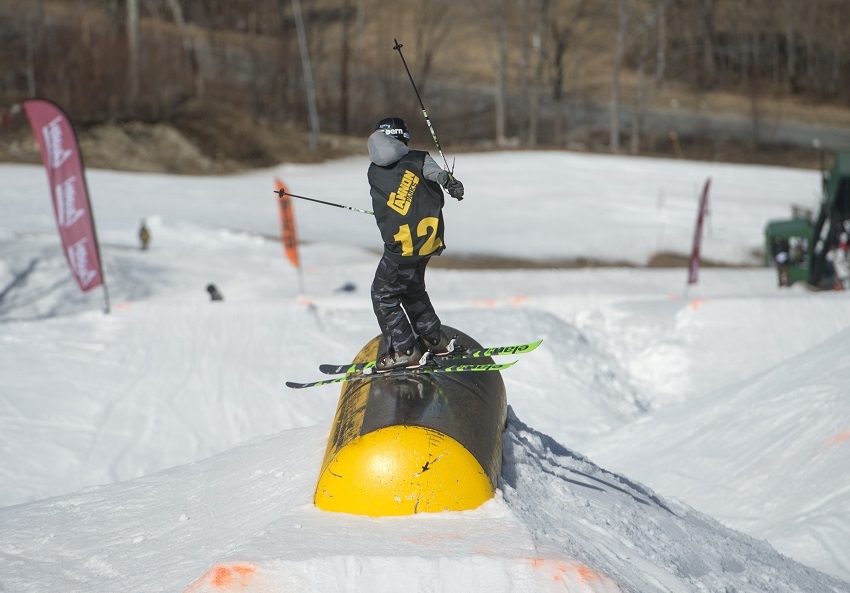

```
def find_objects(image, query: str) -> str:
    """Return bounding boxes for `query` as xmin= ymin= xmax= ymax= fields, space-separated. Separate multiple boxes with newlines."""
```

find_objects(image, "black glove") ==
xmin=444 ymin=176 xmax=464 ymax=200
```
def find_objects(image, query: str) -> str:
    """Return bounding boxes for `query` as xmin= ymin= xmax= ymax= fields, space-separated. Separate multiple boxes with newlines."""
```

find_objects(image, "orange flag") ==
xmin=275 ymin=178 xmax=300 ymax=269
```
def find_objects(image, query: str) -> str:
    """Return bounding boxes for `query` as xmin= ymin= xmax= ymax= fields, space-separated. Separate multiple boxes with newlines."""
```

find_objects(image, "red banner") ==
xmin=688 ymin=177 xmax=712 ymax=285
xmin=23 ymin=99 xmax=104 ymax=293
xmin=275 ymin=178 xmax=300 ymax=269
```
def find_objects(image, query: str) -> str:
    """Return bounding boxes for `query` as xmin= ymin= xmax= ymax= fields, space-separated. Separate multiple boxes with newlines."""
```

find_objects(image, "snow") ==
xmin=1 ymin=149 xmax=849 ymax=592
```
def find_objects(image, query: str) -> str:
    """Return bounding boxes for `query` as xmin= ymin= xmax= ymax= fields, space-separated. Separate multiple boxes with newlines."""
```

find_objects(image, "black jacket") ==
xmin=368 ymin=133 xmax=447 ymax=264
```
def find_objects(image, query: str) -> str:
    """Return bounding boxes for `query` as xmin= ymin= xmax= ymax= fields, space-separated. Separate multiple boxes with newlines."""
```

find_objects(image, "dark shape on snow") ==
xmin=207 ymin=284 xmax=223 ymax=301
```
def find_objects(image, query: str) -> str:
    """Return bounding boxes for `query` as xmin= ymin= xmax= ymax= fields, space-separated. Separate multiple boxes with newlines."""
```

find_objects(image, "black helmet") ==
xmin=375 ymin=116 xmax=410 ymax=144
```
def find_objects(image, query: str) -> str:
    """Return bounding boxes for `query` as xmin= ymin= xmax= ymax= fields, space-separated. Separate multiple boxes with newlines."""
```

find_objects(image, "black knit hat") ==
xmin=375 ymin=116 xmax=410 ymax=144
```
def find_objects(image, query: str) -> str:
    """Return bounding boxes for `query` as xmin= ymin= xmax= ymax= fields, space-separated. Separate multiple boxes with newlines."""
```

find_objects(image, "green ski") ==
xmin=318 ymin=339 xmax=542 ymax=376
xmin=285 ymin=360 xmax=517 ymax=390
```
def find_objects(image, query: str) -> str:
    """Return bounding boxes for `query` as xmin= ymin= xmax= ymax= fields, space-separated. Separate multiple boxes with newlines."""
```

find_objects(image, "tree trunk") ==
xmin=25 ymin=1 xmax=43 ymax=97
xmin=291 ymin=0 xmax=320 ymax=152
xmin=518 ymin=0 xmax=529 ymax=144
xmin=127 ymin=0 xmax=140 ymax=114
xmin=495 ymin=12 xmax=508 ymax=146
xmin=528 ymin=0 xmax=550 ymax=147
xmin=631 ymin=35 xmax=646 ymax=155
xmin=339 ymin=0 xmax=352 ymax=134
xmin=552 ymin=35 xmax=568 ymax=147
xmin=611 ymin=0 xmax=632 ymax=153
xmin=165 ymin=0 xmax=203 ymax=100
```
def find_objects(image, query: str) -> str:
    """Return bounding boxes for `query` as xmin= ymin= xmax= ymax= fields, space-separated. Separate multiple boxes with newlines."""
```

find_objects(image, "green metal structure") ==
xmin=764 ymin=151 xmax=850 ymax=288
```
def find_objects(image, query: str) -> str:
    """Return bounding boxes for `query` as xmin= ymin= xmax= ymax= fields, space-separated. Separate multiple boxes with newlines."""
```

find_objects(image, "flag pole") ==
xmin=78 ymin=127 xmax=111 ymax=314
xmin=685 ymin=177 xmax=712 ymax=293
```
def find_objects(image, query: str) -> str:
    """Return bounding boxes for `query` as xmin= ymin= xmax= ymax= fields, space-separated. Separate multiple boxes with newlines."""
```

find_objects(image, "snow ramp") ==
xmin=314 ymin=326 xmax=507 ymax=516
xmin=2 ymin=410 xmax=844 ymax=592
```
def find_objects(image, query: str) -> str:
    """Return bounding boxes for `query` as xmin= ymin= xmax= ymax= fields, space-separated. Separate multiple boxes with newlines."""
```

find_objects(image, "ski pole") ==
xmin=392 ymin=38 xmax=455 ymax=179
xmin=275 ymin=189 xmax=374 ymax=216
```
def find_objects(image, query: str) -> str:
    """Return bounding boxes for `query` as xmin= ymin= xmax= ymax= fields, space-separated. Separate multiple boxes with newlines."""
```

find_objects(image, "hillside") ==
xmin=3 ymin=95 xmax=848 ymax=176
xmin=4 ymin=1 xmax=850 ymax=174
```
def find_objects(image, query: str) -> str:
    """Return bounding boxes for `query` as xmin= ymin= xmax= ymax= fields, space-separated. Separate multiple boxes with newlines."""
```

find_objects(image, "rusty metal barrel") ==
xmin=314 ymin=326 xmax=508 ymax=516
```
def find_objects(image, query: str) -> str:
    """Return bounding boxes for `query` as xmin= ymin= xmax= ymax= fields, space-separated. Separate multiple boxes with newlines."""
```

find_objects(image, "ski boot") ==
xmin=419 ymin=330 xmax=457 ymax=356
xmin=375 ymin=344 xmax=425 ymax=372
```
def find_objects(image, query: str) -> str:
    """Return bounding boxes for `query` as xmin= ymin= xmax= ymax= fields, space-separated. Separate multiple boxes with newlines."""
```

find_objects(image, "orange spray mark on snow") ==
xmin=470 ymin=296 xmax=528 ymax=308
xmin=511 ymin=295 xmax=528 ymax=306
xmin=183 ymin=563 xmax=256 ymax=593
xmin=825 ymin=431 xmax=850 ymax=446
xmin=471 ymin=298 xmax=498 ymax=308
xmin=690 ymin=298 xmax=707 ymax=311
xmin=212 ymin=566 xmax=232 ymax=587
xmin=530 ymin=558 xmax=622 ymax=591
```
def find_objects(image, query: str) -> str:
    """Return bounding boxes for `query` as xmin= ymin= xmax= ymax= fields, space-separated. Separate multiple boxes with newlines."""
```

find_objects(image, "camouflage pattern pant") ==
xmin=371 ymin=254 xmax=441 ymax=353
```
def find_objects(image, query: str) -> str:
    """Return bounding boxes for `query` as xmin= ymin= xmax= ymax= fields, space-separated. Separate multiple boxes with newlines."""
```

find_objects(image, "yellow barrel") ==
xmin=314 ymin=326 xmax=508 ymax=516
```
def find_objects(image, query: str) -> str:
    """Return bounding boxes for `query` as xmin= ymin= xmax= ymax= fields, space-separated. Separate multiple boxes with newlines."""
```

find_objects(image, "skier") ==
xmin=773 ymin=237 xmax=790 ymax=287
xmin=367 ymin=116 xmax=464 ymax=371
xmin=138 ymin=219 xmax=150 ymax=250
xmin=206 ymin=283 xmax=224 ymax=301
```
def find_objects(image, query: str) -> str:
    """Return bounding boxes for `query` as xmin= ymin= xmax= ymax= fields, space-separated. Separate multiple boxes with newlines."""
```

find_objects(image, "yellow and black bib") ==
xmin=369 ymin=150 xmax=446 ymax=263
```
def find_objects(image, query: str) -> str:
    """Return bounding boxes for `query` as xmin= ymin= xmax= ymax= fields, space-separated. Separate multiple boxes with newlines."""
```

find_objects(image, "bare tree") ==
xmin=610 ymin=0 xmax=636 ymax=153
xmin=165 ymin=0 xmax=204 ymax=99
xmin=338 ymin=0 xmax=353 ymax=133
xmin=547 ymin=0 xmax=594 ymax=147
xmin=24 ymin=1 xmax=45 ymax=97
xmin=290 ymin=0 xmax=320 ymax=152
xmin=695 ymin=0 xmax=717 ymax=86
xmin=527 ymin=0 xmax=550 ymax=146
xmin=494 ymin=6 xmax=509 ymax=145
xmin=630 ymin=0 xmax=673 ymax=154
xmin=470 ymin=0 xmax=512 ymax=146
xmin=518 ymin=0 xmax=531 ymax=143
xmin=412 ymin=0 xmax=456 ymax=97
xmin=612 ymin=0 xmax=670 ymax=154
xmin=127 ymin=0 xmax=140 ymax=113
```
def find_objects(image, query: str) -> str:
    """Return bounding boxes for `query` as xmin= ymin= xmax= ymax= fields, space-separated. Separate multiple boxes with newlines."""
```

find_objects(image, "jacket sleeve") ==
xmin=422 ymin=153 xmax=448 ymax=186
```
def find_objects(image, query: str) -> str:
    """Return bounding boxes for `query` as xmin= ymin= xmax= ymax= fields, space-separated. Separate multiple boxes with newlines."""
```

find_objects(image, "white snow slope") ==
xmin=1 ymin=150 xmax=849 ymax=592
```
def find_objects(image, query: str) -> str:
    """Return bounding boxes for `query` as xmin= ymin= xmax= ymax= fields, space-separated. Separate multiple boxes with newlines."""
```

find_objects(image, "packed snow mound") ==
xmin=502 ymin=411 xmax=848 ymax=592
xmin=2 ymin=410 xmax=846 ymax=593
xmin=584 ymin=325 xmax=850 ymax=582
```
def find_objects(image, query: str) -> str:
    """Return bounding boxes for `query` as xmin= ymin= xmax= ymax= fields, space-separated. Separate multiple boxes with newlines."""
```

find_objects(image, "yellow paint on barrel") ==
xmin=315 ymin=424 xmax=493 ymax=515
xmin=314 ymin=327 xmax=507 ymax=516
